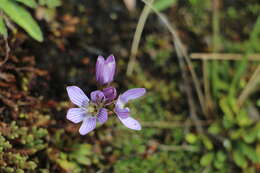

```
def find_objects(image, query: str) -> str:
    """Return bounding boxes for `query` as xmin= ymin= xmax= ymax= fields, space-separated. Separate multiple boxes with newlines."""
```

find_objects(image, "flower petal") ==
xmin=66 ymin=108 xmax=85 ymax=123
xmin=97 ymin=108 xmax=108 ymax=124
xmin=102 ymin=55 xmax=116 ymax=84
xmin=66 ymin=86 xmax=89 ymax=107
xmin=115 ymin=106 xmax=130 ymax=119
xmin=120 ymin=88 xmax=146 ymax=104
xmin=96 ymin=56 xmax=105 ymax=83
xmin=106 ymin=54 xmax=115 ymax=64
xmin=103 ymin=86 xmax=117 ymax=102
xmin=90 ymin=90 xmax=105 ymax=104
xmin=79 ymin=117 xmax=96 ymax=135
xmin=118 ymin=116 xmax=141 ymax=130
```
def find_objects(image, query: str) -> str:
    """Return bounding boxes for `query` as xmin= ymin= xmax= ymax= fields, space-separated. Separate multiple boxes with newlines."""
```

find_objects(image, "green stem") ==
xmin=211 ymin=0 xmax=220 ymax=98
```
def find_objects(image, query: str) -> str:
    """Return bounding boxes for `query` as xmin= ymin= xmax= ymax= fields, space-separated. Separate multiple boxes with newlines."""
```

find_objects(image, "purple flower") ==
xmin=103 ymin=86 xmax=117 ymax=103
xmin=66 ymin=54 xmax=146 ymax=134
xmin=114 ymin=88 xmax=146 ymax=130
xmin=96 ymin=55 xmax=116 ymax=85
xmin=66 ymin=86 xmax=108 ymax=135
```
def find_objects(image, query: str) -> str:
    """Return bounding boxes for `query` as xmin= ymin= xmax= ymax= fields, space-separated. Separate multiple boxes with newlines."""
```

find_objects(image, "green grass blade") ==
xmin=153 ymin=0 xmax=177 ymax=11
xmin=0 ymin=0 xmax=43 ymax=42
xmin=13 ymin=0 xmax=37 ymax=8
xmin=0 ymin=16 xmax=8 ymax=37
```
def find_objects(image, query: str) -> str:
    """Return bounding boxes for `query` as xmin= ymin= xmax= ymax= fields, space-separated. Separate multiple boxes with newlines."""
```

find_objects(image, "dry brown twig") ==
xmin=191 ymin=52 xmax=260 ymax=108
xmin=237 ymin=65 xmax=260 ymax=107
xmin=0 ymin=37 xmax=10 ymax=67
xmin=141 ymin=119 xmax=213 ymax=129
xmin=127 ymin=1 xmax=206 ymax=120
xmin=158 ymin=144 xmax=199 ymax=152
xmin=190 ymin=53 xmax=260 ymax=61
xmin=126 ymin=0 xmax=154 ymax=76
xmin=141 ymin=0 xmax=205 ymax=134
xmin=142 ymin=0 xmax=207 ymax=117
xmin=123 ymin=0 xmax=136 ymax=12
xmin=0 ymin=11 xmax=10 ymax=66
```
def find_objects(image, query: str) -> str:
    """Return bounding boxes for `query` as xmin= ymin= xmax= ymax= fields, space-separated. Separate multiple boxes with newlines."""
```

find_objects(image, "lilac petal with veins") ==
xmin=118 ymin=116 xmax=141 ymax=130
xmin=96 ymin=56 xmax=105 ymax=83
xmin=79 ymin=117 xmax=96 ymax=135
xmin=66 ymin=108 xmax=86 ymax=123
xmin=66 ymin=86 xmax=89 ymax=107
xmin=97 ymin=108 xmax=108 ymax=124
xmin=104 ymin=55 xmax=116 ymax=83
xmin=120 ymin=88 xmax=146 ymax=104
xmin=115 ymin=106 xmax=130 ymax=119
xmin=90 ymin=90 xmax=105 ymax=104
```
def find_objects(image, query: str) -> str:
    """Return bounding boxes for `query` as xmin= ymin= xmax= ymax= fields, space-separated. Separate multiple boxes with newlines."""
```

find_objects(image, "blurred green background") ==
xmin=0 ymin=0 xmax=259 ymax=172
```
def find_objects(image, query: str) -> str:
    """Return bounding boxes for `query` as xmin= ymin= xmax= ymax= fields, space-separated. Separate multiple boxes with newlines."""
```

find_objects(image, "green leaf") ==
xmin=219 ymin=98 xmax=235 ymax=123
xmin=208 ymin=122 xmax=221 ymax=135
xmin=216 ymin=151 xmax=227 ymax=162
xmin=75 ymin=155 xmax=91 ymax=166
xmin=200 ymin=152 xmax=214 ymax=166
xmin=154 ymin=0 xmax=177 ymax=11
xmin=257 ymin=99 xmax=260 ymax=107
xmin=229 ymin=129 xmax=244 ymax=140
xmin=56 ymin=159 xmax=76 ymax=171
xmin=38 ymin=0 xmax=61 ymax=8
xmin=238 ymin=142 xmax=259 ymax=163
xmin=71 ymin=144 xmax=92 ymax=156
xmin=0 ymin=16 xmax=7 ymax=37
xmin=13 ymin=0 xmax=37 ymax=8
xmin=47 ymin=0 xmax=61 ymax=8
xmin=233 ymin=150 xmax=248 ymax=168
xmin=236 ymin=109 xmax=253 ymax=127
xmin=213 ymin=160 xmax=224 ymax=170
xmin=201 ymin=135 xmax=214 ymax=150
xmin=185 ymin=133 xmax=197 ymax=144
xmin=0 ymin=0 xmax=43 ymax=42
xmin=243 ymin=126 xmax=258 ymax=143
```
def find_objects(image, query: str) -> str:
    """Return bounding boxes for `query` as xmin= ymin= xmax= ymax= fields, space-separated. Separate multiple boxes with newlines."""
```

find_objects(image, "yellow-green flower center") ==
xmin=85 ymin=102 xmax=99 ymax=116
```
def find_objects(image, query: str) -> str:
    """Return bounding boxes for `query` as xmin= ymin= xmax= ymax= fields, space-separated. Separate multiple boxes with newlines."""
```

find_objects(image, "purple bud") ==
xmin=96 ymin=55 xmax=116 ymax=85
xmin=103 ymin=86 xmax=117 ymax=102
xmin=90 ymin=90 xmax=105 ymax=104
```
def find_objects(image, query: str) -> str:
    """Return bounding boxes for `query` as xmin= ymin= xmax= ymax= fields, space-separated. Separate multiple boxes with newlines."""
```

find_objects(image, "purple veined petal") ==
xmin=118 ymin=116 xmax=141 ymax=130
xmin=66 ymin=108 xmax=86 ymax=123
xmin=66 ymin=86 xmax=89 ymax=107
xmin=96 ymin=56 xmax=105 ymax=83
xmin=90 ymin=90 xmax=105 ymax=104
xmin=105 ymin=55 xmax=116 ymax=73
xmin=79 ymin=117 xmax=97 ymax=135
xmin=115 ymin=106 xmax=130 ymax=119
xmin=120 ymin=88 xmax=146 ymax=104
xmin=103 ymin=86 xmax=117 ymax=102
xmin=102 ymin=55 xmax=116 ymax=84
xmin=115 ymin=97 xmax=124 ymax=109
xmin=106 ymin=54 xmax=115 ymax=64
xmin=97 ymin=108 xmax=108 ymax=124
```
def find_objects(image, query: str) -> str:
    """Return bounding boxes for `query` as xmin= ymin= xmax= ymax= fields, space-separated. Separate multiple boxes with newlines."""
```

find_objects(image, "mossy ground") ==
xmin=0 ymin=0 xmax=259 ymax=172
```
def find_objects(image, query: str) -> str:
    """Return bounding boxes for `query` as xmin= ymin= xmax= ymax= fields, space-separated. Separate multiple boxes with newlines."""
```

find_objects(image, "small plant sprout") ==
xmin=66 ymin=55 xmax=146 ymax=135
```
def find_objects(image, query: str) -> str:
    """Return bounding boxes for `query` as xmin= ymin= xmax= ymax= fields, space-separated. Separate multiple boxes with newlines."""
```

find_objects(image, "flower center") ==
xmin=85 ymin=102 xmax=99 ymax=116
xmin=88 ymin=106 xmax=95 ymax=113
